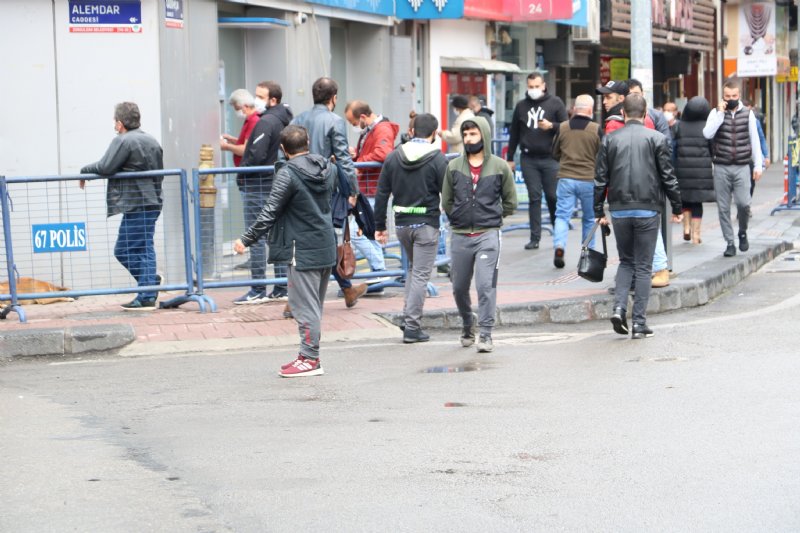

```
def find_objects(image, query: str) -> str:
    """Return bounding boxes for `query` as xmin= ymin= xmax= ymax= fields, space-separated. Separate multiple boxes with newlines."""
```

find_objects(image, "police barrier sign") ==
xmin=32 ymin=223 xmax=88 ymax=253
xmin=69 ymin=0 xmax=143 ymax=33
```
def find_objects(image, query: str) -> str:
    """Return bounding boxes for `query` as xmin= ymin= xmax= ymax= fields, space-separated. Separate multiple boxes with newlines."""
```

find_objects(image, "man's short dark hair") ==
xmin=114 ymin=102 xmax=140 ymax=130
xmin=412 ymin=113 xmax=438 ymax=138
xmin=528 ymin=72 xmax=545 ymax=82
xmin=348 ymin=100 xmax=372 ymax=118
xmin=627 ymin=78 xmax=643 ymax=92
xmin=723 ymin=78 xmax=741 ymax=91
xmin=312 ymin=77 xmax=338 ymax=105
xmin=258 ymin=81 xmax=282 ymax=103
xmin=280 ymin=125 xmax=309 ymax=156
xmin=460 ymin=120 xmax=481 ymax=137
xmin=623 ymin=94 xmax=647 ymax=120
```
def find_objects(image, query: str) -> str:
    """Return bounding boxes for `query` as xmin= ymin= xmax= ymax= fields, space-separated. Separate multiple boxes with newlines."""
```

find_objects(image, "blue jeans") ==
xmin=115 ymin=210 xmax=160 ymax=301
xmin=652 ymin=229 xmax=667 ymax=271
xmin=243 ymin=188 xmax=287 ymax=294
xmin=553 ymin=178 xmax=595 ymax=250
xmin=437 ymin=212 xmax=448 ymax=258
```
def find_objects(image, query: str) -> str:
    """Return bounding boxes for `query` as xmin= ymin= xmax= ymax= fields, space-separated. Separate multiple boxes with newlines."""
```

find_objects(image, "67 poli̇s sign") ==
xmin=69 ymin=0 xmax=143 ymax=33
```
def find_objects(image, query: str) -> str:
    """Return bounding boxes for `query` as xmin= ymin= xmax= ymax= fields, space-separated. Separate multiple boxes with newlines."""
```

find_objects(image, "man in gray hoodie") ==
xmin=234 ymin=125 xmax=337 ymax=378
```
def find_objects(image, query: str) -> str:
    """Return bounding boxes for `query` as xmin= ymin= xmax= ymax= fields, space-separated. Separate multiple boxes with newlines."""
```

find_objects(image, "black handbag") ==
xmin=577 ymin=222 xmax=609 ymax=283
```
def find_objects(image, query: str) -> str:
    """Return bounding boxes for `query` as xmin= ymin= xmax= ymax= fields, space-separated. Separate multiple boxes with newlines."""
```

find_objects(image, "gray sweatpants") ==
xmin=397 ymin=224 xmax=439 ymax=331
xmin=714 ymin=164 xmax=750 ymax=244
xmin=450 ymin=230 xmax=501 ymax=335
xmin=287 ymin=265 xmax=331 ymax=360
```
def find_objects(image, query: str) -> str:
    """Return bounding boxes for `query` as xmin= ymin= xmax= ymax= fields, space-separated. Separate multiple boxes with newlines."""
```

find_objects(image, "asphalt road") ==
xmin=3 ymin=255 xmax=800 ymax=532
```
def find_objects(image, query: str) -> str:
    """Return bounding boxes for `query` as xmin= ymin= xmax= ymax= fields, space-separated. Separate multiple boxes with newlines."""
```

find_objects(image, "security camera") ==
xmin=294 ymin=12 xmax=308 ymax=25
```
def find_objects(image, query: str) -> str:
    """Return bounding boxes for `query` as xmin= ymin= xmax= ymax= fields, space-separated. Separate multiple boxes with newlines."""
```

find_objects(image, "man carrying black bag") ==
xmin=594 ymin=94 xmax=682 ymax=340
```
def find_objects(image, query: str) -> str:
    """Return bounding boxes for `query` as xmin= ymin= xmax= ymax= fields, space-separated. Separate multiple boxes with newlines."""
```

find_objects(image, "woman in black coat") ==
xmin=673 ymin=96 xmax=715 ymax=244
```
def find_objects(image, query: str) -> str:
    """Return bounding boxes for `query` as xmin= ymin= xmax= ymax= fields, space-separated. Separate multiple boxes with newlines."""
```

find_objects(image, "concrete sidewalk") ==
xmin=2 ymin=166 xmax=799 ymax=359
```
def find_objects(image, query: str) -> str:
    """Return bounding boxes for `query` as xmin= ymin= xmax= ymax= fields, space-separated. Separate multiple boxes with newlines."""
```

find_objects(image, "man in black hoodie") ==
xmin=234 ymin=125 xmax=337 ymax=378
xmin=374 ymin=113 xmax=448 ymax=343
xmin=506 ymin=72 xmax=568 ymax=250
xmin=236 ymin=81 xmax=294 ymax=305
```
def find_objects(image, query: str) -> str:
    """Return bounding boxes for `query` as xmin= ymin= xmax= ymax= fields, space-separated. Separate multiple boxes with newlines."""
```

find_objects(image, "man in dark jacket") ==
xmin=235 ymin=81 xmax=293 ymax=304
xmin=374 ymin=113 xmax=448 ymax=343
xmin=234 ymin=125 xmax=336 ymax=378
xmin=595 ymin=94 xmax=683 ymax=340
xmin=443 ymin=116 xmax=517 ymax=353
xmin=292 ymin=77 xmax=367 ymax=308
xmin=80 ymin=102 xmax=164 ymax=311
xmin=468 ymin=96 xmax=495 ymax=141
xmin=506 ymin=72 xmax=568 ymax=250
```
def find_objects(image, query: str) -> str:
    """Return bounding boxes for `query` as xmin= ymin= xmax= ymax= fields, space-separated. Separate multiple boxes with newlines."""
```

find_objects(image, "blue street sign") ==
xmin=32 ymin=223 xmax=88 ymax=253
xmin=68 ymin=0 xmax=143 ymax=33
xmin=555 ymin=0 xmax=588 ymax=27
xmin=395 ymin=0 xmax=465 ymax=19
xmin=305 ymin=0 xmax=393 ymax=17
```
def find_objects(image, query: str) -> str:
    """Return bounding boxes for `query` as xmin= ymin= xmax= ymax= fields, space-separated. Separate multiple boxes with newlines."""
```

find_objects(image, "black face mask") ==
xmin=725 ymin=99 xmax=740 ymax=111
xmin=464 ymin=141 xmax=483 ymax=154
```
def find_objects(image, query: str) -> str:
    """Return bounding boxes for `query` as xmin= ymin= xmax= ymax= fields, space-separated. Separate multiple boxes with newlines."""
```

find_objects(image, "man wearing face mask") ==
xmin=292 ymin=77 xmax=368 ymax=308
xmin=507 ymin=72 xmax=568 ymax=250
xmin=221 ymin=89 xmax=260 ymax=167
xmin=234 ymin=81 xmax=294 ymax=304
xmin=80 ymin=102 xmax=164 ymax=310
xmin=663 ymin=101 xmax=680 ymax=138
xmin=443 ymin=117 xmax=517 ymax=353
xmin=703 ymin=78 xmax=763 ymax=257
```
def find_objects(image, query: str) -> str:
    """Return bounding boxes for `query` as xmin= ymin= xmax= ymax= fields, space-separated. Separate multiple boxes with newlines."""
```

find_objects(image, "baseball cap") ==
xmin=595 ymin=80 xmax=629 ymax=96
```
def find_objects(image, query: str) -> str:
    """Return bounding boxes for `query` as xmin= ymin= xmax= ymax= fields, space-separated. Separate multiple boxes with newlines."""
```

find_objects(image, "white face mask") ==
xmin=663 ymin=111 xmax=674 ymax=123
xmin=528 ymin=88 xmax=543 ymax=100
xmin=236 ymin=109 xmax=246 ymax=119
xmin=352 ymin=125 xmax=363 ymax=135
xmin=254 ymin=98 xmax=267 ymax=113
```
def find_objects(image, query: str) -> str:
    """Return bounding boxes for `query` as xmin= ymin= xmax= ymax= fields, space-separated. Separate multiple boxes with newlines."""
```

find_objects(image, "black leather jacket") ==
xmin=594 ymin=121 xmax=682 ymax=217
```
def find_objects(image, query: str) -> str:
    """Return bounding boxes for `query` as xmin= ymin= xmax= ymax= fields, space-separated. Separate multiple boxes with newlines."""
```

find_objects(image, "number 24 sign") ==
xmin=506 ymin=0 xmax=573 ymax=20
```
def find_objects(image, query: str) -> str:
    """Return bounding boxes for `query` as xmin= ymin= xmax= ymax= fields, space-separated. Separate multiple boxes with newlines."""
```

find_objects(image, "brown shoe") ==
xmin=651 ymin=269 xmax=670 ymax=288
xmin=343 ymin=283 xmax=368 ymax=308
xmin=283 ymin=303 xmax=293 ymax=319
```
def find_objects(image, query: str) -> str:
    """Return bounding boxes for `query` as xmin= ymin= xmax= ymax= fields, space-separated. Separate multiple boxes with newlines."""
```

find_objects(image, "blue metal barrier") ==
xmin=0 ymin=169 xmax=206 ymax=323
xmin=772 ymin=137 xmax=800 ymax=216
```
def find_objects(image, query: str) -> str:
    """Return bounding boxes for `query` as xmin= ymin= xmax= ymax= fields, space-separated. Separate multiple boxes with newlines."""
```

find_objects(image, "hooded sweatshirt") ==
xmin=239 ymin=103 xmax=294 ymax=191
xmin=443 ymin=116 xmax=518 ymax=233
xmin=240 ymin=153 xmax=337 ymax=270
xmin=373 ymin=139 xmax=448 ymax=231
xmin=507 ymin=92 xmax=568 ymax=159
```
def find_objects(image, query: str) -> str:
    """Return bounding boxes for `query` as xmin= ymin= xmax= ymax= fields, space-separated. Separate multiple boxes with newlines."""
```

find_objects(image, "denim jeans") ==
xmin=115 ymin=210 xmax=160 ymax=301
xmin=243 ymin=188 xmax=287 ymax=294
xmin=349 ymin=205 xmax=385 ymax=272
xmin=652 ymin=229 xmax=668 ymax=272
xmin=437 ymin=212 xmax=449 ymax=259
xmin=520 ymin=155 xmax=558 ymax=242
xmin=553 ymin=178 xmax=595 ymax=250
xmin=612 ymin=215 xmax=659 ymax=325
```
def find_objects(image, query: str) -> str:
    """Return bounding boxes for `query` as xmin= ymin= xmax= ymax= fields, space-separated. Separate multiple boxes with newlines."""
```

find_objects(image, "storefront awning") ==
xmin=217 ymin=17 xmax=291 ymax=29
xmin=440 ymin=57 xmax=521 ymax=74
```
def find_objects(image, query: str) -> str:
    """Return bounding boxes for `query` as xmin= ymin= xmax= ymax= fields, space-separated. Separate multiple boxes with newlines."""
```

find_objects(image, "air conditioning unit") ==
xmin=573 ymin=0 xmax=601 ymax=44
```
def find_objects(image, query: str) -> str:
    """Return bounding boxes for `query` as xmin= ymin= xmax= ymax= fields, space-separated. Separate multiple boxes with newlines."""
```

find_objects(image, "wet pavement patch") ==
xmin=87 ymin=478 xmax=101 ymax=482
xmin=444 ymin=402 xmax=467 ymax=408
xmin=166 ymin=476 xmax=180 ymax=481
xmin=422 ymin=361 xmax=490 ymax=374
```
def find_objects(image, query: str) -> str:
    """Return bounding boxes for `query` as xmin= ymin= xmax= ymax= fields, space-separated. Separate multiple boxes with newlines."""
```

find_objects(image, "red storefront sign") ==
xmin=464 ymin=0 xmax=573 ymax=21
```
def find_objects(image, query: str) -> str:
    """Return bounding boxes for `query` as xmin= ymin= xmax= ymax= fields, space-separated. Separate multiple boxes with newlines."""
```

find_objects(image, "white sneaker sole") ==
xmin=279 ymin=367 xmax=325 ymax=378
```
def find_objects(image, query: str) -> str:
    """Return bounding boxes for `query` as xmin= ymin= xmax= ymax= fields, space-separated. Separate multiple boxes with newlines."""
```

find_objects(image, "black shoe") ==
xmin=724 ymin=243 xmax=736 ymax=257
xmin=631 ymin=323 xmax=654 ymax=339
xmin=738 ymin=231 xmax=749 ymax=252
xmin=524 ymin=240 xmax=540 ymax=250
xmin=403 ymin=328 xmax=430 ymax=343
xmin=460 ymin=312 xmax=477 ymax=347
xmin=120 ymin=298 xmax=157 ymax=311
xmin=611 ymin=307 xmax=629 ymax=335
xmin=437 ymin=264 xmax=451 ymax=275
xmin=553 ymin=247 xmax=565 ymax=268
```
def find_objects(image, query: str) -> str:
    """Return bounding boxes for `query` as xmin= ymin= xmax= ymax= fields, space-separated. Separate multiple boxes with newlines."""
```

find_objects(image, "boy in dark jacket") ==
xmin=234 ymin=125 xmax=336 ymax=378
xmin=374 ymin=113 xmax=448 ymax=343
xmin=443 ymin=116 xmax=517 ymax=353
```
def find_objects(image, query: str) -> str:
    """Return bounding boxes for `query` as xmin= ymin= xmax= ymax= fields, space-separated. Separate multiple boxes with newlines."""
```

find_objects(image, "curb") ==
xmin=376 ymin=240 xmax=795 ymax=330
xmin=0 ymin=324 xmax=136 ymax=360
